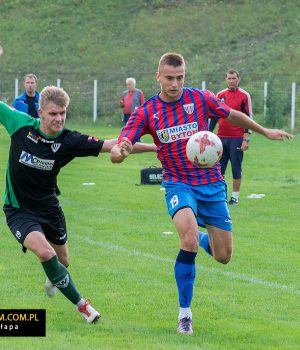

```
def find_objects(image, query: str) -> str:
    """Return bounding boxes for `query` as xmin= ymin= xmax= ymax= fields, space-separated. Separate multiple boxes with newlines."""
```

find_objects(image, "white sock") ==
xmin=232 ymin=191 xmax=239 ymax=200
xmin=178 ymin=307 xmax=192 ymax=320
xmin=76 ymin=298 xmax=86 ymax=306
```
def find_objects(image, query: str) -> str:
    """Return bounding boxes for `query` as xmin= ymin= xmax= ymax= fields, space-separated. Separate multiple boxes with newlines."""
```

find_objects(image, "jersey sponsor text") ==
xmin=19 ymin=151 xmax=55 ymax=171
xmin=156 ymin=122 xmax=198 ymax=143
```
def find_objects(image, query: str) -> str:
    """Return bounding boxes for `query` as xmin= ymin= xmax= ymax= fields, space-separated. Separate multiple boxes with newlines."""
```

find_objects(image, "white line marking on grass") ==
xmin=74 ymin=235 xmax=300 ymax=296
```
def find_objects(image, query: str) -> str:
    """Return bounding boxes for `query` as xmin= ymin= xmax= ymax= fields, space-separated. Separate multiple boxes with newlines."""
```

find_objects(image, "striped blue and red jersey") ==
xmin=118 ymin=87 xmax=231 ymax=186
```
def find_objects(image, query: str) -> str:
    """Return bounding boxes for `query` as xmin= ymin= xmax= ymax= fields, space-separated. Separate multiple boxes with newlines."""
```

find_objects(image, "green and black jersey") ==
xmin=0 ymin=102 xmax=104 ymax=214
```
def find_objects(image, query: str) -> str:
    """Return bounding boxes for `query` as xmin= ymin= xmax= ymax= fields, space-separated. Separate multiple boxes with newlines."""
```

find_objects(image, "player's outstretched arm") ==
xmin=110 ymin=137 xmax=156 ymax=163
xmin=103 ymin=137 xmax=156 ymax=154
xmin=227 ymin=109 xmax=293 ymax=140
xmin=101 ymin=139 xmax=118 ymax=152
xmin=132 ymin=142 xmax=157 ymax=153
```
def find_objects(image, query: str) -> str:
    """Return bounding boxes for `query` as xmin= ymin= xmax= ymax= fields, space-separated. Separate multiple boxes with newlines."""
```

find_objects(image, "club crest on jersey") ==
xmin=51 ymin=143 xmax=61 ymax=153
xmin=157 ymin=130 xmax=169 ymax=142
xmin=156 ymin=122 xmax=198 ymax=143
xmin=183 ymin=103 xmax=194 ymax=114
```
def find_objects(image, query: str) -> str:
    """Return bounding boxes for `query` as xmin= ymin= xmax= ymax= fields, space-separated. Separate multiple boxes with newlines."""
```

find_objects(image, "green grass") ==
xmin=1 ymin=0 xmax=300 ymax=78
xmin=0 ymin=124 xmax=299 ymax=349
xmin=1 ymin=1 xmax=300 ymax=128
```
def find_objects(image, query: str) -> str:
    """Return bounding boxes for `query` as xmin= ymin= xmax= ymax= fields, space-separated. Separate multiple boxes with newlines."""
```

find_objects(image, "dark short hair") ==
xmin=226 ymin=69 xmax=240 ymax=77
xmin=158 ymin=53 xmax=185 ymax=72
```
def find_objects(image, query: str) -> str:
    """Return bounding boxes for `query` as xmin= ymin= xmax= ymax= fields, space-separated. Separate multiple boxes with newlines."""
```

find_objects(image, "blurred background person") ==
xmin=119 ymin=77 xmax=145 ymax=124
xmin=13 ymin=73 xmax=61 ymax=195
xmin=209 ymin=69 xmax=253 ymax=205
xmin=13 ymin=73 xmax=40 ymax=118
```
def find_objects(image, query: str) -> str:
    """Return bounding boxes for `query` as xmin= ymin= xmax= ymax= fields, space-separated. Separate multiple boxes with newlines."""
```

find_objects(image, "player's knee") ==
xmin=181 ymin=235 xmax=198 ymax=252
xmin=217 ymin=255 xmax=231 ymax=264
xmin=214 ymin=249 xmax=232 ymax=264
xmin=215 ymin=255 xmax=230 ymax=264
xmin=37 ymin=247 xmax=56 ymax=261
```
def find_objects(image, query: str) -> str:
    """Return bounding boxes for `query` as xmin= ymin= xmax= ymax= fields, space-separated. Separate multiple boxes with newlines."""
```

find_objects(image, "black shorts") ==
xmin=123 ymin=114 xmax=131 ymax=124
xmin=3 ymin=205 xmax=68 ymax=248
xmin=219 ymin=137 xmax=244 ymax=179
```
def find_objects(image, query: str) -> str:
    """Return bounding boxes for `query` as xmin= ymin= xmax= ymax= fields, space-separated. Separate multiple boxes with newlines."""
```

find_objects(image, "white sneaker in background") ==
xmin=45 ymin=277 xmax=57 ymax=298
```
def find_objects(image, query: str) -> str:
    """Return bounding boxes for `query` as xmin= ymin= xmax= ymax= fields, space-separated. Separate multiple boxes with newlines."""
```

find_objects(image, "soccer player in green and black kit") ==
xmin=0 ymin=86 xmax=155 ymax=323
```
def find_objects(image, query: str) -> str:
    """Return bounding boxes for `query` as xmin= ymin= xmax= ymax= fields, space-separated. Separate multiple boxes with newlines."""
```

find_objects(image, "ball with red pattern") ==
xmin=186 ymin=131 xmax=223 ymax=168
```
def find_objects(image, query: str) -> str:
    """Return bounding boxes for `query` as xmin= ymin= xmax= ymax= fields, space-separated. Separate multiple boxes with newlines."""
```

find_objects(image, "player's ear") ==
xmin=155 ymin=71 xmax=160 ymax=82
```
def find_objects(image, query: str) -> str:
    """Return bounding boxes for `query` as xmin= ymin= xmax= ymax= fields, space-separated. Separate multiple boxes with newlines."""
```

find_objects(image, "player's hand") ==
xmin=241 ymin=140 xmax=249 ymax=151
xmin=119 ymin=137 xmax=133 ymax=157
xmin=264 ymin=129 xmax=294 ymax=140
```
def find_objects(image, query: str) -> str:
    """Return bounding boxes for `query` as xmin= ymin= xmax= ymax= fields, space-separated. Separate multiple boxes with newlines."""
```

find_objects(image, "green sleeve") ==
xmin=0 ymin=102 xmax=39 ymax=135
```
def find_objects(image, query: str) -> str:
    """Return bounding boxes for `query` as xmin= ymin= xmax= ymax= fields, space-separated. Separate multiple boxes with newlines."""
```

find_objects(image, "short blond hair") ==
xmin=24 ymin=73 xmax=37 ymax=82
xmin=158 ymin=53 xmax=185 ymax=72
xmin=39 ymin=86 xmax=70 ymax=110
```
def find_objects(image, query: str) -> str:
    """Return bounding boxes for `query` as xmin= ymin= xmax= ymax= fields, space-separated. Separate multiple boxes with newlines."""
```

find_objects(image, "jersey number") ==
xmin=170 ymin=195 xmax=179 ymax=209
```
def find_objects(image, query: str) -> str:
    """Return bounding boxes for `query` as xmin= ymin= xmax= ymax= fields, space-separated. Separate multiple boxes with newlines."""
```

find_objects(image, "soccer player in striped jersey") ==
xmin=110 ymin=53 xmax=293 ymax=334
xmin=209 ymin=69 xmax=253 ymax=205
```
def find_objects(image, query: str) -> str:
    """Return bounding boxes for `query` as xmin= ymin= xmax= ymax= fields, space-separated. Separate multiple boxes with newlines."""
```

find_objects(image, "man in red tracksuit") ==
xmin=209 ymin=69 xmax=253 ymax=205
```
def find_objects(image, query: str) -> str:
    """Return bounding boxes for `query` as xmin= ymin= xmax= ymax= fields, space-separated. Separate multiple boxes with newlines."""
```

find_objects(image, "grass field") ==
xmin=1 ymin=1 xmax=300 ymax=79
xmin=0 ymin=123 xmax=299 ymax=350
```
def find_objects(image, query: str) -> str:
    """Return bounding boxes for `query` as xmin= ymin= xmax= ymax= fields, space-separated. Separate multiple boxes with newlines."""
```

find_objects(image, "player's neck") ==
xmin=159 ymin=91 xmax=182 ymax=103
xmin=39 ymin=125 xmax=63 ymax=137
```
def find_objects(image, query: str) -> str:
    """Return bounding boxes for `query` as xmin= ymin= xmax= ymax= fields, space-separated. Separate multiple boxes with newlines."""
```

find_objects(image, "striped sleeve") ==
xmin=207 ymin=91 xmax=230 ymax=119
xmin=118 ymin=106 xmax=147 ymax=144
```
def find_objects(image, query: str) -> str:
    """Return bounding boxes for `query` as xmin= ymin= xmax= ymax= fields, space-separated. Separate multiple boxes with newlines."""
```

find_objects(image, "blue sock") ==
xmin=174 ymin=250 xmax=197 ymax=308
xmin=199 ymin=231 xmax=212 ymax=256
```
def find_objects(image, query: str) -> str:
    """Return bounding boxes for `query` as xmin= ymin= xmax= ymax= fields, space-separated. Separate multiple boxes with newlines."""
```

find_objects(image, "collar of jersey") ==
xmin=38 ymin=128 xmax=63 ymax=139
xmin=157 ymin=89 xmax=184 ymax=104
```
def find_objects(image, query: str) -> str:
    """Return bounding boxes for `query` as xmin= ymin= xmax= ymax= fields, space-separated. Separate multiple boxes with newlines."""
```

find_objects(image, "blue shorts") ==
xmin=163 ymin=181 xmax=232 ymax=231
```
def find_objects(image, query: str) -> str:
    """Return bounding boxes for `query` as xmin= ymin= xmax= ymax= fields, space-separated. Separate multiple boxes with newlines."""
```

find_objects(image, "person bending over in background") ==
xmin=0 ymin=86 xmax=155 ymax=324
xmin=209 ymin=69 xmax=253 ymax=205
xmin=110 ymin=53 xmax=293 ymax=335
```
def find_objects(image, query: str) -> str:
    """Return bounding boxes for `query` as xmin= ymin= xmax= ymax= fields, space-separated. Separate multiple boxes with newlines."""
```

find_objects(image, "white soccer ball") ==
xmin=186 ymin=131 xmax=223 ymax=168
